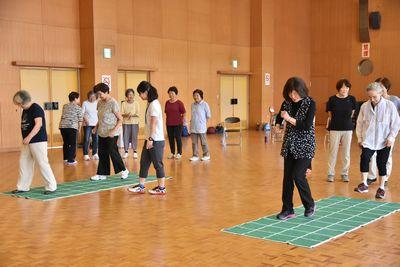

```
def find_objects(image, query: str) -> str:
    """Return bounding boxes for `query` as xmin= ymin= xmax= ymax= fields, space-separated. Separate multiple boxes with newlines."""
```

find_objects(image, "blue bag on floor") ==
xmin=182 ymin=125 xmax=190 ymax=137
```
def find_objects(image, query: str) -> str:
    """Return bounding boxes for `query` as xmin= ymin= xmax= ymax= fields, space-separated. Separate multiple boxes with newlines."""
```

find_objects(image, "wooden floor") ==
xmin=1 ymin=127 xmax=399 ymax=266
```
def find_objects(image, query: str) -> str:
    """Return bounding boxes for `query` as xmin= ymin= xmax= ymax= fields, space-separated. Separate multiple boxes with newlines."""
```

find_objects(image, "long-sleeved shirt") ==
xmin=190 ymin=100 xmax=211 ymax=134
xmin=356 ymin=98 xmax=400 ymax=150
xmin=275 ymin=99 xmax=316 ymax=130
xmin=59 ymin=103 xmax=83 ymax=130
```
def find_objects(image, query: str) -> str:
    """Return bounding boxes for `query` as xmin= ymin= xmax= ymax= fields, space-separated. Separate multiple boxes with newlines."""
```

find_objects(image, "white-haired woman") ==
xmin=355 ymin=82 xmax=400 ymax=199
xmin=12 ymin=90 xmax=58 ymax=194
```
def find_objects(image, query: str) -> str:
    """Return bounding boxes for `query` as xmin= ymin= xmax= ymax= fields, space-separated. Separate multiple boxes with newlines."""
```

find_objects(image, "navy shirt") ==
xmin=21 ymin=103 xmax=48 ymax=143
xmin=327 ymin=95 xmax=356 ymax=131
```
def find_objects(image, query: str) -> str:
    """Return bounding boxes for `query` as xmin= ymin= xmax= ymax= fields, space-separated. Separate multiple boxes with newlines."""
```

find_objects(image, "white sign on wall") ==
xmin=101 ymin=75 xmax=112 ymax=91
xmin=265 ymin=73 xmax=271 ymax=86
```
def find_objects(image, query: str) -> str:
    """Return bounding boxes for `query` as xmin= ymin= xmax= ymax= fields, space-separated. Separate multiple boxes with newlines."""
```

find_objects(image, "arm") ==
xmin=23 ymin=117 xmax=43 ymax=145
xmin=109 ymin=101 xmax=123 ymax=137
xmin=205 ymin=103 xmax=211 ymax=120
xmin=326 ymin=111 xmax=332 ymax=129
xmin=356 ymin=104 xmax=364 ymax=147
xmin=386 ymin=102 xmax=400 ymax=146
xmin=180 ymin=101 xmax=187 ymax=124
xmin=133 ymin=101 xmax=140 ymax=117
xmin=121 ymin=102 xmax=129 ymax=118
xmin=77 ymin=106 xmax=83 ymax=132
xmin=82 ymin=102 xmax=89 ymax=125
xmin=281 ymin=101 xmax=316 ymax=130
xmin=146 ymin=116 xmax=158 ymax=149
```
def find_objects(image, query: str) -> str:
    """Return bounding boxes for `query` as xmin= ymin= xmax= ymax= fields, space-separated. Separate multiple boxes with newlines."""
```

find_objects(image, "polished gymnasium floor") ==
xmin=0 ymin=128 xmax=399 ymax=266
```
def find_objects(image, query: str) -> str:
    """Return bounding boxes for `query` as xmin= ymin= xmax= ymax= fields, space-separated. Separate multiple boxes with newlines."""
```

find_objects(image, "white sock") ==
xmin=362 ymin=173 xmax=368 ymax=186
xmin=379 ymin=176 xmax=387 ymax=190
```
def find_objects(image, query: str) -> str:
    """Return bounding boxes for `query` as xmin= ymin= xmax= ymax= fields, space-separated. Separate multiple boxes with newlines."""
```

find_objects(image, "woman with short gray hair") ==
xmin=355 ymin=82 xmax=400 ymax=199
xmin=12 ymin=90 xmax=58 ymax=194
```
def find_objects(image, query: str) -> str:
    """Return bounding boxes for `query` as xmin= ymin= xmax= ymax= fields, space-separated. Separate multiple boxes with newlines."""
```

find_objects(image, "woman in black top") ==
xmin=275 ymin=77 xmax=316 ymax=220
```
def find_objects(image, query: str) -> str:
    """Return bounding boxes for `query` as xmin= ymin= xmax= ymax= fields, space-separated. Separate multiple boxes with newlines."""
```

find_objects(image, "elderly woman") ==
xmin=355 ymin=82 xmax=400 ymax=199
xmin=12 ymin=90 xmax=57 ymax=194
xmin=275 ymin=77 xmax=316 ymax=220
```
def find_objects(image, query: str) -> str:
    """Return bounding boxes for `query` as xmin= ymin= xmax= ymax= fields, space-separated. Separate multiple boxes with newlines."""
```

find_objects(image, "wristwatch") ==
xmin=148 ymin=137 xmax=154 ymax=141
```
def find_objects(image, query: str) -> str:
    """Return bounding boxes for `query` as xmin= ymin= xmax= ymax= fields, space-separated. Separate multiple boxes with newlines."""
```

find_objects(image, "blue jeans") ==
xmin=83 ymin=126 xmax=98 ymax=156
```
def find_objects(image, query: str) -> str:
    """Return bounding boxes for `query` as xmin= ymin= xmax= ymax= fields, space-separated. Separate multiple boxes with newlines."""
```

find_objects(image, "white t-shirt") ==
xmin=145 ymin=99 xmax=165 ymax=141
xmin=82 ymin=100 xmax=98 ymax=126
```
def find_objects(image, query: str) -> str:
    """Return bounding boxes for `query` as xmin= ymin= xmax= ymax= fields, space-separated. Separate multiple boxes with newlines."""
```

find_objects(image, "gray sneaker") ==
xmin=327 ymin=175 xmax=334 ymax=182
xmin=341 ymin=174 xmax=349 ymax=182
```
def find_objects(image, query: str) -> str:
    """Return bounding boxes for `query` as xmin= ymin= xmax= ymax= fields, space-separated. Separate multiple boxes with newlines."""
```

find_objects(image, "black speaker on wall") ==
xmin=369 ymin=12 xmax=381 ymax=29
xmin=359 ymin=0 xmax=370 ymax=42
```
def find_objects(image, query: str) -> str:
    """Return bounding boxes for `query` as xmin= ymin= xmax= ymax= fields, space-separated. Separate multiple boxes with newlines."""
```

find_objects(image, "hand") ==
xmin=146 ymin=140 xmax=154 ymax=149
xmin=22 ymin=136 xmax=31 ymax=145
xmin=108 ymin=131 xmax=115 ymax=138
xmin=358 ymin=142 xmax=363 ymax=149
xmin=281 ymin=111 xmax=290 ymax=121
xmin=273 ymin=126 xmax=281 ymax=133
xmin=385 ymin=140 xmax=393 ymax=147
xmin=92 ymin=127 xmax=97 ymax=134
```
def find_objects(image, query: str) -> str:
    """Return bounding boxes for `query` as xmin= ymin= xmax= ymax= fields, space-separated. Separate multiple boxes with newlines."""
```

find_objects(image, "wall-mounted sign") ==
xmin=101 ymin=75 xmax=112 ymax=91
xmin=103 ymin=48 xmax=112 ymax=59
xmin=265 ymin=73 xmax=271 ymax=86
xmin=361 ymin=43 xmax=370 ymax=58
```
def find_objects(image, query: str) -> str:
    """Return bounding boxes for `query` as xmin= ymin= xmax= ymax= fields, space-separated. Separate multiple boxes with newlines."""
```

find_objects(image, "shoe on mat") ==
xmin=148 ymin=186 xmax=166 ymax=195
xmin=92 ymin=154 xmax=99 ymax=160
xmin=83 ymin=155 xmax=90 ymax=161
xmin=305 ymin=204 xmax=316 ymax=217
xmin=375 ymin=188 xmax=385 ymax=199
xmin=341 ymin=174 xmax=349 ymax=182
xmin=127 ymin=184 xmax=146 ymax=194
xmin=90 ymin=175 xmax=107 ymax=181
xmin=276 ymin=210 xmax=296 ymax=220
xmin=121 ymin=169 xmax=129 ymax=179
xmin=43 ymin=190 xmax=56 ymax=195
xmin=11 ymin=189 xmax=30 ymax=194
xmin=367 ymin=178 xmax=377 ymax=185
xmin=189 ymin=156 xmax=200 ymax=161
xmin=354 ymin=183 xmax=368 ymax=193
xmin=327 ymin=175 xmax=334 ymax=182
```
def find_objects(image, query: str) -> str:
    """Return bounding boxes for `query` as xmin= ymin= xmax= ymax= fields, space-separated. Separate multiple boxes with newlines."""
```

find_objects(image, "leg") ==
xmin=292 ymin=158 xmax=314 ymax=210
xmin=70 ymin=129 xmax=78 ymax=161
xmin=17 ymin=144 xmax=35 ymax=191
xmin=109 ymin=136 xmax=126 ymax=174
xmin=340 ymin=131 xmax=353 ymax=176
xmin=131 ymin=124 xmax=139 ymax=151
xmin=376 ymin=146 xmax=391 ymax=186
xmin=139 ymin=141 xmax=152 ymax=181
xmin=386 ymin=141 xmax=394 ymax=179
xmin=282 ymin=154 xmax=296 ymax=212
xmin=29 ymin=142 xmax=57 ymax=191
xmin=167 ymin=126 xmax=176 ymax=155
xmin=149 ymin=141 xmax=166 ymax=187
xmin=327 ymin=130 xmax=341 ymax=177
xmin=91 ymin=127 xmax=98 ymax=155
xmin=368 ymin=153 xmax=378 ymax=180
xmin=60 ymin=128 xmax=67 ymax=161
xmin=83 ymin=126 xmax=91 ymax=156
xmin=191 ymin=134 xmax=199 ymax=157
xmin=360 ymin=147 xmax=376 ymax=184
xmin=122 ymin=124 xmax=130 ymax=153
xmin=97 ymin=136 xmax=111 ymax=175
xmin=199 ymin=133 xmax=209 ymax=157
xmin=175 ymin=125 xmax=183 ymax=155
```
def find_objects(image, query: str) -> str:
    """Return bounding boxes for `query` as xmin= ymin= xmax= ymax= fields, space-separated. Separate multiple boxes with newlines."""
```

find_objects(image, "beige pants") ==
xmin=368 ymin=140 xmax=394 ymax=180
xmin=327 ymin=131 xmax=353 ymax=176
xmin=18 ymin=142 xmax=57 ymax=191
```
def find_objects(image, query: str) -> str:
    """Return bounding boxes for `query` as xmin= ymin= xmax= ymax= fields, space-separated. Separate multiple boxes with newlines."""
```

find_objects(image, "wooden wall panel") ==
xmin=161 ymin=0 xmax=188 ymax=40
xmin=117 ymin=34 xmax=134 ymax=67
xmin=210 ymin=0 xmax=232 ymax=45
xmin=0 ymin=0 xmax=42 ymax=23
xmin=42 ymin=0 xmax=80 ymax=28
xmin=188 ymin=0 xmax=211 ymax=42
xmin=43 ymin=26 xmax=80 ymax=64
xmin=133 ymin=0 xmax=162 ymax=38
xmin=161 ymin=39 xmax=188 ymax=72
xmin=188 ymin=42 xmax=211 ymax=74
xmin=132 ymin=36 xmax=162 ymax=68
xmin=116 ymin=0 xmax=134 ymax=34
xmin=231 ymin=0 xmax=251 ymax=47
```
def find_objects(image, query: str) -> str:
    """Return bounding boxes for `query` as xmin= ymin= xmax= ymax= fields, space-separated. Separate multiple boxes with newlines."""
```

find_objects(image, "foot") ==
xmin=148 ymin=186 xmax=166 ymax=195
xmin=167 ymin=153 xmax=175 ymax=159
xmin=341 ymin=174 xmax=349 ymax=182
xmin=354 ymin=183 xmax=368 ymax=193
xmin=11 ymin=189 xmax=30 ymax=194
xmin=375 ymin=188 xmax=385 ymax=199
xmin=327 ymin=175 xmax=334 ymax=182
xmin=122 ymin=152 xmax=129 ymax=159
xmin=133 ymin=152 xmax=138 ymax=159
xmin=83 ymin=155 xmax=90 ymax=161
xmin=189 ymin=156 xmax=200 ymax=161
xmin=175 ymin=153 xmax=182 ymax=159
xmin=385 ymin=180 xmax=388 ymax=187
xmin=66 ymin=160 xmax=78 ymax=165
xmin=127 ymin=184 xmax=146 ymax=194
xmin=121 ymin=169 xmax=129 ymax=179
xmin=43 ymin=190 xmax=56 ymax=195
xmin=90 ymin=175 xmax=107 ymax=181
xmin=304 ymin=204 xmax=316 ymax=217
xmin=201 ymin=155 xmax=211 ymax=161
xmin=367 ymin=178 xmax=377 ymax=185
xmin=276 ymin=210 xmax=296 ymax=220
xmin=92 ymin=154 xmax=99 ymax=160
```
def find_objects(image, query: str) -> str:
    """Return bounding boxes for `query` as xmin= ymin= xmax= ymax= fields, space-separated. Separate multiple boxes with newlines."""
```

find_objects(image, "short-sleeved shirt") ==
xmin=145 ymin=99 xmax=165 ymax=141
xmin=121 ymin=101 xmax=140 ymax=125
xmin=190 ymin=101 xmax=211 ymax=134
xmin=59 ymin=103 xmax=83 ymax=130
xmin=82 ymin=100 xmax=98 ymax=126
xmin=21 ymin=103 xmax=47 ymax=143
xmin=165 ymin=100 xmax=186 ymax=126
xmin=327 ymin=95 xmax=356 ymax=131
xmin=97 ymin=98 xmax=121 ymax=138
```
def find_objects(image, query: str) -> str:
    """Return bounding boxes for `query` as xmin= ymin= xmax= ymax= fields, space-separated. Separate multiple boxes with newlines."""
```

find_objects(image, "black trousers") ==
xmin=60 ymin=128 xmax=78 ymax=163
xmin=139 ymin=141 xmax=165 ymax=178
xmin=282 ymin=153 xmax=314 ymax=212
xmin=360 ymin=146 xmax=391 ymax=176
xmin=166 ymin=125 xmax=183 ymax=155
xmin=97 ymin=136 xmax=126 ymax=175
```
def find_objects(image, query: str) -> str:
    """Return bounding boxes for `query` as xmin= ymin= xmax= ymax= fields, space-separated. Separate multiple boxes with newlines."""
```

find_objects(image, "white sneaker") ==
xmin=90 ymin=175 xmax=107 ymax=181
xmin=127 ymin=185 xmax=145 ymax=194
xmin=122 ymin=152 xmax=129 ymax=159
xmin=121 ymin=169 xmax=129 ymax=179
xmin=66 ymin=160 xmax=78 ymax=165
xmin=201 ymin=155 xmax=210 ymax=161
xmin=92 ymin=154 xmax=99 ymax=160
xmin=175 ymin=153 xmax=182 ymax=159
xmin=189 ymin=156 xmax=200 ymax=161
xmin=133 ymin=152 xmax=138 ymax=159
xmin=167 ymin=153 xmax=175 ymax=159
xmin=83 ymin=155 xmax=90 ymax=161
